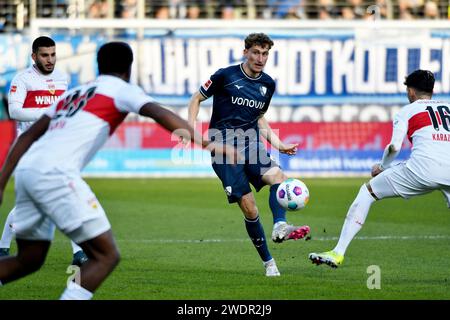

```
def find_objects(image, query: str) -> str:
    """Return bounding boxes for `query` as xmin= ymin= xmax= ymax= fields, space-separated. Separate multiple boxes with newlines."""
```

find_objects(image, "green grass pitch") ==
xmin=0 ymin=177 xmax=449 ymax=300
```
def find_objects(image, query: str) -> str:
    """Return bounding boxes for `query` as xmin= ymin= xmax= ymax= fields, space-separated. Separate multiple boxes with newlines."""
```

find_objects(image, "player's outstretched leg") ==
xmin=60 ymin=230 xmax=120 ymax=300
xmin=0 ymin=239 xmax=50 ymax=284
xmin=244 ymin=216 xmax=280 ymax=277
xmin=269 ymin=183 xmax=310 ymax=243
xmin=71 ymin=241 xmax=88 ymax=267
xmin=0 ymin=208 xmax=17 ymax=257
xmin=309 ymin=183 xmax=375 ymax=268
xmin=239 ymin=193 xmax=280 ymax=277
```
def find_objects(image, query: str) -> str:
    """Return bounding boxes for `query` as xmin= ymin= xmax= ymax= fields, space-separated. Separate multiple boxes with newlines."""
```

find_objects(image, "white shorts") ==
xmin=370 ymin=162 xmax=450 ymax=208
xmin=13 ymin=169 xmax=111 ymax=243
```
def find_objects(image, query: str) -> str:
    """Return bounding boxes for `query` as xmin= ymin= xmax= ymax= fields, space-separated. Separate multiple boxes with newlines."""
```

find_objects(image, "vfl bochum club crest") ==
xmin=259 ymin=86 xmax=267 ymax=97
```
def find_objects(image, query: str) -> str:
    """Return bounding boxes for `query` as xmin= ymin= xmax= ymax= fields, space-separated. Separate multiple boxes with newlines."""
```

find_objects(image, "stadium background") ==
xmin=1 ymin=1 xmax=450 ymax=177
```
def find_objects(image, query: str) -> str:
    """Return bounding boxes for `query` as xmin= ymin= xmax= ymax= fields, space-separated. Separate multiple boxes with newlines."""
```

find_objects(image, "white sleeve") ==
xmin=114 ymin=84 xmax=155 ymax=114
xmin=8 ymin=101 xmax=48 ymax=121
xmin=390 ymin=112 xmax=408 ymax=151
xmin=7 ymin=76 xmax=43 ymax=121
xmin=380 ymin=111 xmax=408 ymax=168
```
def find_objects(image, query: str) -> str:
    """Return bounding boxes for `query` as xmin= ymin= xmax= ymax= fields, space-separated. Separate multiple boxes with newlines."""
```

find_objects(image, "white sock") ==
xmin=0 ymin=208 xmax=16 ymax=249
xmin=71 ymin=241 xmax=83 ymax=254
xmin=60 ymin=282 xmax=93 ymax=300
xmin=333 ymin=184 xmax=376 ymax=256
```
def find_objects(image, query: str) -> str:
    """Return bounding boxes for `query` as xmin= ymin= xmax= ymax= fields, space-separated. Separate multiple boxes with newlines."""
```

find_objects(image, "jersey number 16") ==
xmin=425 ymin=105 xmax=450 ymax=132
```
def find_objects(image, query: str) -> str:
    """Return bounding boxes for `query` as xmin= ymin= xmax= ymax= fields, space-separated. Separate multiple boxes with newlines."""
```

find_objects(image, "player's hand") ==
xmin=279 ymin=143 xmax=298 ymax=155
xmin=371 ymin=163 xmax=384 ymax=177
xmin=179 ymin=122 xmax=197 ymax=146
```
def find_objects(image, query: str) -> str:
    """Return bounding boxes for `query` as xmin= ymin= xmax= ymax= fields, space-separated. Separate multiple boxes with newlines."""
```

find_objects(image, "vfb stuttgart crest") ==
xmin=259 ymin=85 xmax=267 ymax=97
xmin=48 ymin=84 xmax=56 ymax=95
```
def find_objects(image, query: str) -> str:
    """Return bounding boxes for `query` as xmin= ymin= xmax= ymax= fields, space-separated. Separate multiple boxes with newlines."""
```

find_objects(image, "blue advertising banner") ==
xmin=2 ymin=28 xmax=450 ymax=105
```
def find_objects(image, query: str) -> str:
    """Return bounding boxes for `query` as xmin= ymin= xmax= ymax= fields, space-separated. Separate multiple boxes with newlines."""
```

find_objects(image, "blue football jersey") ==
xmin=200 ymin=64 xmax=276 ymax=139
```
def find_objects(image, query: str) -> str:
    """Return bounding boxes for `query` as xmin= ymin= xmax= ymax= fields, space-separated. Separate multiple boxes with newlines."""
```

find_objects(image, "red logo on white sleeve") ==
xmin=10 ymin=85 xmax=17 ymax=94
xmin=202 ymin=79 xmax=212 ymax=91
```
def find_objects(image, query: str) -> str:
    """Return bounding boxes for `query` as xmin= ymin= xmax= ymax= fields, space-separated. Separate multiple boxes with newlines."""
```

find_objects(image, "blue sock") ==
xmin=270 ymin=184 xmax=286 ymax=224
xmin=244 ymin=216 xmax=272 ymax=263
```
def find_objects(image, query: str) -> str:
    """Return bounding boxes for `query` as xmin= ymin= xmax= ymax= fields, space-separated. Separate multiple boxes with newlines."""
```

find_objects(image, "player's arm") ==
xmin=139 ymin=102 xmax=239 ymax=163
xmin=371 ymin=116 xmax=407 ymax=177
xmin=187 ymin=72 xmax=220 ymax=129
xmin=187 ymin=91 xmax=207 ymax=128
xmin=8 ymin=77 xmax=44 ymax=121
xmin=258 ymin=115 xmax=298 ymax=155
xmin=0 ymin=115 xmax=50 ymax=205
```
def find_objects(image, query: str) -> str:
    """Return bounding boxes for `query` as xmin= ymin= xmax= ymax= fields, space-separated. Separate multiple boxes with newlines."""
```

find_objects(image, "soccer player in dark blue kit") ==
xmin=187 ymin=33 xmax=310 ymax=276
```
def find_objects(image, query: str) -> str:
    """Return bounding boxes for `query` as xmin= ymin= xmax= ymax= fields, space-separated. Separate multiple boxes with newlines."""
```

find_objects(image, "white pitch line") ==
xmin=111 ymin=235 xmax=450 ymax=244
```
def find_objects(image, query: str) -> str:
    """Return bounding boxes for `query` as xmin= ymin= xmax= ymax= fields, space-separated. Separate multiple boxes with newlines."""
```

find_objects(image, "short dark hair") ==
xmin=244 ymin=33 xmax=274 ymax=50
xmin=404 ymin=69 xmax=435 ymax=94
xmin=32 ymin=36 xmax=55 ymax=53
xmin=97 ymin=42 xmax=133 ymax=75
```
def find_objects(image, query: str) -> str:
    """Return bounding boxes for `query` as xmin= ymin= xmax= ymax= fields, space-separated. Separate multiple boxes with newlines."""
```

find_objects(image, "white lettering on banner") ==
xmin=442 ymin=40 xmax=450 ymax=93
xmin=285 ymin=41 xmax=311 ymax=95
xmin=359 ymin=105 xmax=390 ymax=122
xmin=290 ymin=158 xmax=343 ymax=170
xmin=354 ymin=47 xmax=376 ymax=93
xmin=0 ymin=37 xmax=29 ymax=80
xmin=419 ymin=38 xmax=442 ymax=93
xmin=122 ymin=104 xmax=402 ymax=123
xmin=289 ymin=157 xmax=381 ymax=170
xmin=376 ymin=46 xmax=397 ymax=93
xmin=323 ymin=105 xmax=342 ymax=122
xmin=54 ymin=42 xmax=97 ymax=85
xmin=340 ymin=104 xmax=359 ymax=122
xmin=141 ymin=41 xmax=164 ymax=93
xmin=3 ymin=34 xmax=450 ymax=96
xmin=332 ymin=40 xmax=354 ymax=94
xmin=311 ymin=40 xmax=332 ymax=95
xmin=163 ymin=40 xmax=180 ymax=94
xmin=173 ymin=39 xmax=193 ymax=95
xmin=397 ymin=45 xmax=408 ymax=92
xmin=266 ymin=39 xmax=288 ymax=95
xmin=343 ymin=158 xmax=379 ymax=169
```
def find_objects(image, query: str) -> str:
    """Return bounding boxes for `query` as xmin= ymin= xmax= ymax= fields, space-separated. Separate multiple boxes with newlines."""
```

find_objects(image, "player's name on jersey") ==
xmin=432 ymin=133 xmax=450 ymax=142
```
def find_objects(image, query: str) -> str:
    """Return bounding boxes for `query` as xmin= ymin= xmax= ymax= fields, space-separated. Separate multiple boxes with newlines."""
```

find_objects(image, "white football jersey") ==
xmin=8 ymin=66 xmax=68 ymax=135
xmin=16 ymin=75 xmax=154 ymax=173
xmin=392 ymin=99 xmax=450 ymax=185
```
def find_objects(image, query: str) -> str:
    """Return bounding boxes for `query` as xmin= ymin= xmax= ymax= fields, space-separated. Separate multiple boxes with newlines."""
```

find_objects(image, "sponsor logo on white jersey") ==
xmin=35 ymin=95 xmax=59 ymax=105
xmin=48 ymin=84 xmax=56 ymax=95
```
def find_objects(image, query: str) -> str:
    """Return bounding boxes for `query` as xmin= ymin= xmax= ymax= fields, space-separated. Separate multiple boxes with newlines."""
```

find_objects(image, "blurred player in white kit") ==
xmin=0 ymin=36 xmax=88 ymax=266
xmin=0 ymin=41 xmax=237 ymax=300
xmin=309 ymin=69 xmax=450 ymax=268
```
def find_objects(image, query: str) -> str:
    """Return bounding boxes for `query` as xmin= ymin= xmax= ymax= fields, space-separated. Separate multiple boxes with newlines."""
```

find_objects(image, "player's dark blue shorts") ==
xmin=211 ymin=141 xmax=280 ymax=203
